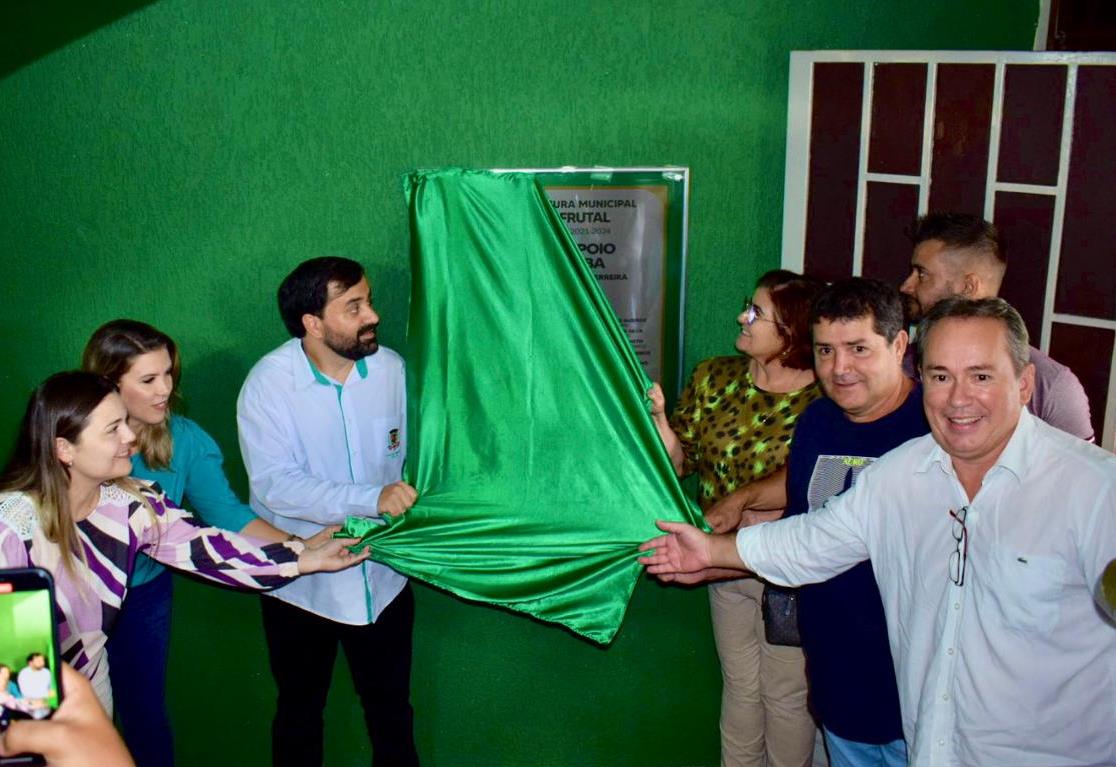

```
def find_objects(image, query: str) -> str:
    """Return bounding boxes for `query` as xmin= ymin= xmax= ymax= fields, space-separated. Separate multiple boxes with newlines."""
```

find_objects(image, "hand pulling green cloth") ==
xmin=341 ymin=168 xmax=702 ymax=643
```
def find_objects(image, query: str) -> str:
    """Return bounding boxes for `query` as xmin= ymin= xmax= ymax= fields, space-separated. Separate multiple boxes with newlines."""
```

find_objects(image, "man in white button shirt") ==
xmin=16 ymin=654 xmax=53 ymax=713
xmin=641 ymin=297 xmax=1116 ymax=767
xmin=238 ymin=257 xmax=419 ymax=767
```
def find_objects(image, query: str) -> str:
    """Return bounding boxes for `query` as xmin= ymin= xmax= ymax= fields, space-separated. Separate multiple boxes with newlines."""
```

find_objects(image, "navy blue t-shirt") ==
xmin=784 ymin=386 xmax=928 ymax=744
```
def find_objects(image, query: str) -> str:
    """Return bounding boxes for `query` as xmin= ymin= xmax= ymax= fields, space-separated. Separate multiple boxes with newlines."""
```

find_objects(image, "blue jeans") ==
xmin=106 ymin=569 xmax=174 ymax=767
xmin=824 ymin=728 xmax=907 ymax=767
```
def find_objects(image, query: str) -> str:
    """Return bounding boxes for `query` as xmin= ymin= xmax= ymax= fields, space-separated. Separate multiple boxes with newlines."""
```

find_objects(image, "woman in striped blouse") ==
xmin=0 ymin=371 xmax=369 ymax=715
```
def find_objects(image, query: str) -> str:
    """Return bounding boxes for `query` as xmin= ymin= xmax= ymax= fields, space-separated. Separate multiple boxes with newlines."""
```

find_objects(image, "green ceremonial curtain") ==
xmin=342 ymin=168 xmax=702 ymax=644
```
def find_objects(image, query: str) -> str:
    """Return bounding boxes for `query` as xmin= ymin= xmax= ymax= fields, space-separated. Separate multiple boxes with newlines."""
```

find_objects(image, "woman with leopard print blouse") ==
xmin=650 ymin=269 xmax=825 ymax=767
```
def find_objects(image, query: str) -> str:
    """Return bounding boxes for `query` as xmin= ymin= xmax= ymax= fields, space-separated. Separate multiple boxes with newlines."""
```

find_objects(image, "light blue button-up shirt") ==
xmin=237 ymin=337 xmax=407 ymax=624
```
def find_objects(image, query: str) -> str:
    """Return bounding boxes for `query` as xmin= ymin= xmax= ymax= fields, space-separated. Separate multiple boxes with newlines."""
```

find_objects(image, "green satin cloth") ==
xmin=342 ymin=168 xmax=702 ymax=643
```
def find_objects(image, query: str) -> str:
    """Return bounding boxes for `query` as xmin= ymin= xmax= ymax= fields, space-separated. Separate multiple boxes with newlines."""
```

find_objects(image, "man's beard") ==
xmin=325 ymin=323 xmax=379 ymax=361
xmin=903 ymin=294 xmax=923 ymax=325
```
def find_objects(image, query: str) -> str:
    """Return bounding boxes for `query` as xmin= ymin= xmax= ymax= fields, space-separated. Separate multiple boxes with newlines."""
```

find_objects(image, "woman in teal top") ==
xmin=83 ymin=319 xmax=294 ymax=767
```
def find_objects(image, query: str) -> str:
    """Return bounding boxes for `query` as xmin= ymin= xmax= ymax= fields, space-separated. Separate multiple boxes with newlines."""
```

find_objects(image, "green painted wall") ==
xmin=0 ymin=591 xmax=56 ymax=676
xmin=0 ymin=2 xmax=1036 ymax=765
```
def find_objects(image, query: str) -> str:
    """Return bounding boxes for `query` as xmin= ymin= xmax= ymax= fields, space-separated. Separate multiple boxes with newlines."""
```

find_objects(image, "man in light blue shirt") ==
xmin=238 ymin=257 xmax=419 ymax=767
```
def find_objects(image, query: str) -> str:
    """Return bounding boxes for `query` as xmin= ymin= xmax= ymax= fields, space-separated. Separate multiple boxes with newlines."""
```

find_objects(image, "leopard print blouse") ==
xmin=670 ymin=355 xmax=821 ymax=510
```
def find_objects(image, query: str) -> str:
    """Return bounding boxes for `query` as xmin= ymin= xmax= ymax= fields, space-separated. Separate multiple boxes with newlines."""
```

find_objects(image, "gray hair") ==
xmin=917 ymin=296 xmax=1030 ymax=374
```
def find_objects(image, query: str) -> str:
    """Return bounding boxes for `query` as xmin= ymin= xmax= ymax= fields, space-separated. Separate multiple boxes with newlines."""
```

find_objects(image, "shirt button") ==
xmin=947 ymin=648 xmax=954 ymax=655
xmin=942 ymin=693 xmax=950 ymax=701
xmin=954 ymin=602 xmax=960 ymax=610
xmin=938 ymin=739 xmax=945 ymax=747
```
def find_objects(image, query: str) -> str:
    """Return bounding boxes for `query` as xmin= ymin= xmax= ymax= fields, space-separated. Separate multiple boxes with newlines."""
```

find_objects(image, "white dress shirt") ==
xmin=237 ymin=337 xmax=407 ymax=624
xmin=17 ymin=666 xmax=52 ymax=699
xmin=737 ymin=409 xmax=1116 ymax=767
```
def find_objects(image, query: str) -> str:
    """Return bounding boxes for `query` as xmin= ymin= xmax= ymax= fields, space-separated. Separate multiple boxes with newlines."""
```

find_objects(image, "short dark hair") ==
xmin=907 ymin=213 xmax=1003 ymax=265
xmin=917 ymin=296 xmax=1030 ymax=374
xmin=755 ymin=269 xmax=827 ymax=370
xmin=810 ymin=278 xmax=905 ymax=343
xmin=277 ymin=257 xmax=365 ymax=338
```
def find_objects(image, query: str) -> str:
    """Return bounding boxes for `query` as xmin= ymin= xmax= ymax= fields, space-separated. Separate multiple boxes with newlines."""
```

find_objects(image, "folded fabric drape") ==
xmin=342 ymin=168 xmax=701 ymax=643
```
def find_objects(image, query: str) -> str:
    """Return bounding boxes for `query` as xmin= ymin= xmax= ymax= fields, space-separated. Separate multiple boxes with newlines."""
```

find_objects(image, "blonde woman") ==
xmin=82 ymin=319 xmax=296 ymax=766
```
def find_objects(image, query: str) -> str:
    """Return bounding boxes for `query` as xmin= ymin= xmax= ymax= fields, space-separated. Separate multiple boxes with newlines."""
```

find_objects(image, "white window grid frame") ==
xmin=781 ymin=50 xmax=1116 ymax=450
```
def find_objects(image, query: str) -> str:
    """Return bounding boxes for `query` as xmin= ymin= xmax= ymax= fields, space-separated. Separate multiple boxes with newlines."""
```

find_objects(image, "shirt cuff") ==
xmin=736 ymin=525 xmax=762 ymax=571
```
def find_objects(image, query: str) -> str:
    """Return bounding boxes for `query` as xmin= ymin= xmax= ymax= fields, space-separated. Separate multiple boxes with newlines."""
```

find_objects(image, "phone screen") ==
xmin=0 ymin=568 xmax=63 ymax=742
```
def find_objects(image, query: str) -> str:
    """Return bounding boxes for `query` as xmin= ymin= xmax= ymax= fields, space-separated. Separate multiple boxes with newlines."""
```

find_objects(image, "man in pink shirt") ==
xmin=900 ymin=212 xmax=1093 ymax=441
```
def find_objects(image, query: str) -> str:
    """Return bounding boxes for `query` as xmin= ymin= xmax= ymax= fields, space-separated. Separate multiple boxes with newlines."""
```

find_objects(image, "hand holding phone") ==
xmin=0 ymin=664 xmax=132 ymax=767
xmin=0 ymin=568 xmax=63 ymax=766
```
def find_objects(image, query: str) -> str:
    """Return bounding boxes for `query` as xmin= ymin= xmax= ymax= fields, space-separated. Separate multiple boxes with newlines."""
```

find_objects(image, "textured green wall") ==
xmin=0 ymin=2 xmax=1036 ymax=765
xmin=0 ymin=591 xmax=56 ymax=675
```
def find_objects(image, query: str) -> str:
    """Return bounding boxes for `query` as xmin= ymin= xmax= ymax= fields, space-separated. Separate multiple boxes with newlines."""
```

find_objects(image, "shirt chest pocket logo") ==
xmin=386 ymin=428 xmax=402 ymax=457
xmin=985 ymin=552 xmax=1066 ymax=635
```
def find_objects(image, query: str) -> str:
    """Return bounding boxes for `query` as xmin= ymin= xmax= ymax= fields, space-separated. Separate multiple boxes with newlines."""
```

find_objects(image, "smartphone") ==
xmin=0 ymin=568 xmax=63 ymax=766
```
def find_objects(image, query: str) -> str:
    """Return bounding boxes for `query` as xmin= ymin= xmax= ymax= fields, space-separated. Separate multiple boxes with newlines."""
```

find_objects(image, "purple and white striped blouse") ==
xmin=0 ymin=482 xmax=301 ymax=712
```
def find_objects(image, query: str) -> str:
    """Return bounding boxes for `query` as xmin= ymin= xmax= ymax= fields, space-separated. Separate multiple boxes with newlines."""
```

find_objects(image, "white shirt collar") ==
xmin=917 ymin=406 xmax=1033 ymax=484
xmin=286 ymin=338 xmax=370 ymax=390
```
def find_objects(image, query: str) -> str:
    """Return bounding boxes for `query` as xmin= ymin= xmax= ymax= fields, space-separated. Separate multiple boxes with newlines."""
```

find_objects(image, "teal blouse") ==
xmin=129 ymin=415 xmax=257 ymax=587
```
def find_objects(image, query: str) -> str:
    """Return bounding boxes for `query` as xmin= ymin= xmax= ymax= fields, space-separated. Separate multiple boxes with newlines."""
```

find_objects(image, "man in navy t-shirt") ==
xmin=699 ymin=278 xmax=929 ymax=765
xmin=703 ymin=279 xmax=927 ymax=765
xmin=787 ymin=278 xmax=929 ymax=766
